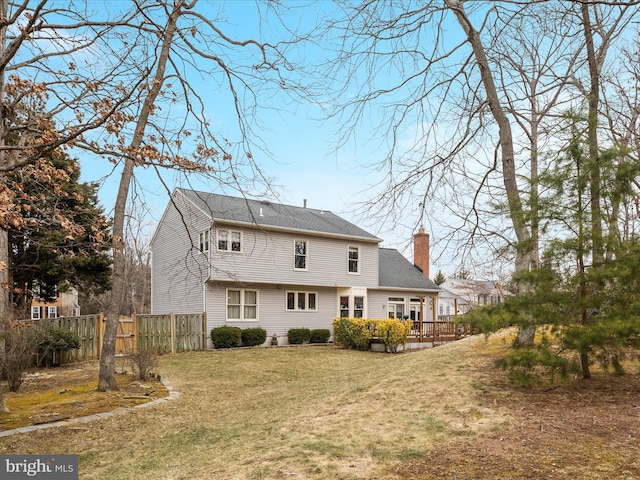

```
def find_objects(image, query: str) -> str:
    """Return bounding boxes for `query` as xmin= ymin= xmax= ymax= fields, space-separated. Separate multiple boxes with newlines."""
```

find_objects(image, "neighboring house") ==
xmin=439 ymin=278 xmax=506 ymax=315
xmin=150 ymin=188 xmax=440 ymax=347
xmin=436 ymin=286 xmax=469 ymax=320
xmin=31 ymin=285 xmax=81 ymax=319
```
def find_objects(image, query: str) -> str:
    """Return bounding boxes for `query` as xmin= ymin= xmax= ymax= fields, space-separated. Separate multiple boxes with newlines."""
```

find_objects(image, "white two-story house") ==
xmin=150 ymin=188 xmax=440 ymax=347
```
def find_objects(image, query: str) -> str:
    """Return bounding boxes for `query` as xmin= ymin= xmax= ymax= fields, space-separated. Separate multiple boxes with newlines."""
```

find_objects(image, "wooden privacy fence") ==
xmin=22 ymin=312 xmax=206 ymax=364
xmin=135 ymin=313 xmax=206 ymax=354
xmin=24 ymin=315 xmax=102 ymax=364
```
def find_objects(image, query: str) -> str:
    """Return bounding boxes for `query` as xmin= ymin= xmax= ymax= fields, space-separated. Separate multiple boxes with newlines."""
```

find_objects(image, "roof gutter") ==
xmin=211 ymin=219 xmax=382 ymax=244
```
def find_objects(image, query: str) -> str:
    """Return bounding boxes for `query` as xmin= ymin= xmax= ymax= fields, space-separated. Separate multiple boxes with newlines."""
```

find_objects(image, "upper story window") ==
xmin=348 ymin=246 xmax=359 ymax=273
xmin=31 ymin=306 xmax=41 ymax=320
xmin=294 ymin=240 xmax=307 ymax=270
xmin=47 ymin=306 xmax=57 ymax=318
xmin=218 ymin=228 xmax=242 ymax=252
xmin=199 ymin=230 xmax=210 ymax=253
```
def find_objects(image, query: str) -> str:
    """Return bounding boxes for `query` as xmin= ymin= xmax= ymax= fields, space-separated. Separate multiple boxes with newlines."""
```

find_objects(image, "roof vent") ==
xmin=303 ymin=199 xmax=307 ymax=208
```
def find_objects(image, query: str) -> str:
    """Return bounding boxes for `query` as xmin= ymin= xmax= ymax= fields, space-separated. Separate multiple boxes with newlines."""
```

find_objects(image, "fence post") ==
xmin=202 ymin=312 xmax=207 ymax=350
xmin=170 ymin=313 xmax=176 ymax=354
xmin=96 ymin=314 xmax=103 ymax=358
xmin=132 ymin=314 xmax=138 ymax=354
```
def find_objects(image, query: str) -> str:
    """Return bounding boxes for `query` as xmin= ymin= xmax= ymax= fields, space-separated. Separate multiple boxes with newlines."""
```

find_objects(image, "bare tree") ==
xmin=317 ymin=1 xmax=639 ymax=347
xmin=87 ymin=0 xmax=307 ymax=390
xmin=0 ymin=0 xmax=147 ymax=412
xmin=0 ymin=0 xmax=307 ymax=393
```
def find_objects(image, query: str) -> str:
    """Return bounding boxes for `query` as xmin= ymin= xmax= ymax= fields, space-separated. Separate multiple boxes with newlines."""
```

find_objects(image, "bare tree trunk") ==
xmin=0 ymin=0 xmax=9 ymax=412
xmin=446 ymin=1 xmax=535 ymax=346
xmin=0 ymin=229 xmax=8 ymax=411
xmin=98 ymin=2 xmax=184 ymax=391
xmin=581 ymin=3 xmax=604 ymax=270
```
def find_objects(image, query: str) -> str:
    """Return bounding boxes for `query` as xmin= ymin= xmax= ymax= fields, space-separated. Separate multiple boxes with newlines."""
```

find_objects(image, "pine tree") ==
xmin=7 ymin=153 xmax=111 ymax=319
xmin=470 ymin=113 xmax=640 ymax=381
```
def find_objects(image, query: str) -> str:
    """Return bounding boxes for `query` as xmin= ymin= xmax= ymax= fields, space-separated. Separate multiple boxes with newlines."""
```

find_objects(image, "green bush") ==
xmin=332 ymin=317 xmax=375 ymax=351
xmin=241 ymin=327 xmax=267 ymax=347
xmin=211 ymin=326 xmax=242 ymax=349
xmin=287 ymin=328 xmax=311 ymax=345
xmin=36 ymin=324 xmax=82 ymax=367
xmin=309 ymin=329 xmax=331 ymax=344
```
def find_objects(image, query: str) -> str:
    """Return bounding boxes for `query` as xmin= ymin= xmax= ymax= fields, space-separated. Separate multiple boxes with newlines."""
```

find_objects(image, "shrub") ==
xmin=0 ymin=325 xmax=39 ymax=392
xmin=309 ymin=329 xmax=331 ymax=344
xmin=241 ymin=328 xmax=267 ymax=347
xmin=36 ymin=324 xmax=82 ymax=367
xmin=211 ymin=326 xmax=242 ymax=348
xmin=332 ymin=317 xmax=375 ymax=351
xmin=376 ymin=319 xmax=412 ymax=353
xmin=130 ymin=350 xmax=159 ymax=381
xmin=287 ymin=328 xmax=311 ymax=345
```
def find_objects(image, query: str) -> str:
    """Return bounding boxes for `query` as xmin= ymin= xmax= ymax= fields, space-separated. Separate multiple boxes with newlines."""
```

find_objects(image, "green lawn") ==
xmin=0 ymin=336 xmax=512 ymax=479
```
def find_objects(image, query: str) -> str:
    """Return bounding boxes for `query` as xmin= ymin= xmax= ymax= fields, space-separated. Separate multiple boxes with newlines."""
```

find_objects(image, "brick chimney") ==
xmin=413 ymin=227 xmax=430 ymax=278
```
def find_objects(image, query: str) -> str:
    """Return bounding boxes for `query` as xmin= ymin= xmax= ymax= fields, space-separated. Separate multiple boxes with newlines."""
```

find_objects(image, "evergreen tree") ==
xmin=8 ymin=153 xmax=111 ymax=319
xmin=433 ymin=270 xmax=446 ymax=285
xmin=470 ymin=113 xmax=640 ymax=382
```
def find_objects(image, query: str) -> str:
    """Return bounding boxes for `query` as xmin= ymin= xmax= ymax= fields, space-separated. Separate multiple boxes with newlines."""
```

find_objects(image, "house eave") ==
xmin=374 ymin=286 xmax=440 ymax=294
xmin=211 ymin=218 xmax=382 ymax=244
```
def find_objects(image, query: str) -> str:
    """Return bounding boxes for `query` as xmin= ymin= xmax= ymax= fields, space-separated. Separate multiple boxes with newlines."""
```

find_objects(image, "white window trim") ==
xmin=47 ymin=306 xmax=58 ymax=318
xmin=217 ymin=228 xmax=243 ymax=253
xmin=294 ymin=239 xmax=308 ymax=271
xmin=286 ymin=291 xmax=318 ymax=312
xmin=31 ymin=306 xmax=41 ymax=320
xmin=226 ymin=288 xmax=259 ymax=322
xmin=348 ymin=245 xmax=360 ymax=274
xmin=199 ymin=230 xmax=210 ymax=253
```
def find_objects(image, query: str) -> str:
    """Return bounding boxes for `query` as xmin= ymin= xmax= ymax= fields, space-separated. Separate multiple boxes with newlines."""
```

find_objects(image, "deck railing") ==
xmin=385 ymin=320 xmax=475 ymax=343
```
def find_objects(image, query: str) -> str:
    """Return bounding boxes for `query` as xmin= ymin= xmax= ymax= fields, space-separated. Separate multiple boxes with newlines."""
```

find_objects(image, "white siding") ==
xmin=208 ymin=227 xmax=379 ymax=288
xmin=151 ymin=192 xmax=211 ymax=314
xmin=205 ymin=283 xmax=337 ymax=348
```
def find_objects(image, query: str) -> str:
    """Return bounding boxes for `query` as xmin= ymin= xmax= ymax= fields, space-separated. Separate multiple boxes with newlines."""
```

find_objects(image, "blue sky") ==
xmin=77 ymin=1 xmax=456 ymax=276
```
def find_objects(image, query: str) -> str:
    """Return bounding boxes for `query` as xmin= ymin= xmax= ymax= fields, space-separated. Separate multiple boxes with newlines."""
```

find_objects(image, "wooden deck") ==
xmin=371 ymin=320 xmax=476 ymax=349
xmin=408 ymin=320 xmax=476 ymax=342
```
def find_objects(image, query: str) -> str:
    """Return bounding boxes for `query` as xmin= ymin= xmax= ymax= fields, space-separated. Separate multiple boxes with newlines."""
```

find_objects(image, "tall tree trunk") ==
xmin=98 ymin=2 xmax=183 ymax=391
xmin=0 ymin=0 xmax=9 ymax=412
xmin=0 ymin=228 xmax=8 ymax=411
xmin=578 ymin=2 xmax=602 ymax=380
xmin=446 ymin=1 xmax=535 ymax=345
xmin=581 ymin=3 xmax=604 ymax=269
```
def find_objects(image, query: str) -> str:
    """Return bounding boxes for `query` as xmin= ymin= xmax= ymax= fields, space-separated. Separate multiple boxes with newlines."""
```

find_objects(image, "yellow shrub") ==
xmin=333 ymin=317 xmax=376 ymax=350
xmin=376 ymin=319 xmax=412 ymax=353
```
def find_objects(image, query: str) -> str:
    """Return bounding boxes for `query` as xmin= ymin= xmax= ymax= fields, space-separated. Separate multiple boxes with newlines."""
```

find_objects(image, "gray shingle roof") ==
xmin=378 ymin=248 xmax=440 ymax=291
xmin=178 ymin=188 xmax=381 ymax=242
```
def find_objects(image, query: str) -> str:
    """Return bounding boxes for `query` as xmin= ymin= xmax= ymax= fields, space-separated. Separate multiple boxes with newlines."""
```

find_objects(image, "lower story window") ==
xmin=227 ymin=289 xmax=258 ymax=321
xmin=339 ymin=296 xmax=349 ymax=317
xmin=354 ymin=296 xmax=364 ymax=318
xmin=287 ymin=291 xmax=317 ymax=311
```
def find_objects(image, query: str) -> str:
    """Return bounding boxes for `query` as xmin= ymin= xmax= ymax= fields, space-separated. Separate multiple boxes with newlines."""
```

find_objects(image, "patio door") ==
xmin=387 ymin=298 xmax=405 ymax=319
